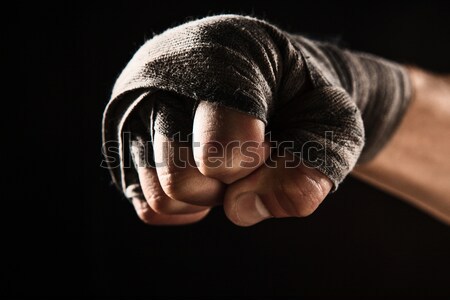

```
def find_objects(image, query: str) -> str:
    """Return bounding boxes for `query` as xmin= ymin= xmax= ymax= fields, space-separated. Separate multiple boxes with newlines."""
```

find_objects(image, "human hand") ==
xmin=103 ymin=15 xmax=410 ymax=226
xmin=130 ymin=97 xmax=332 ymax=226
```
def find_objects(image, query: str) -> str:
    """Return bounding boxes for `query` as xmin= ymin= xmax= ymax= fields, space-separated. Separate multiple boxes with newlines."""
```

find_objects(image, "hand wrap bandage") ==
xmin=102 ymin=15 xmax=411 ymax=199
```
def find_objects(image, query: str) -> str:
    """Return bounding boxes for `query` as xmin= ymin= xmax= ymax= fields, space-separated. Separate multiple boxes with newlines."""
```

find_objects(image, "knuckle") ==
xmin=140 ymin=180 xmax=170 ymax=213
xmin=196 ymin=141 xmax=246 ymax=184
xmin=158 ymin=171 xmax=186 ymax=201
xmin=156 ymin=167 xmax=224 ymax=206
xmin=198 ymin=165 xmax=239 ymax=185
xmin=136 ymin=204 xmax=154 ymax=225
xmin=145 ymin=192 xmax=169 ymax=214
xmin=157 ymin=170 xmax=199 ymax=204
xmin=277 ymin=174 xmax=324 ymax=217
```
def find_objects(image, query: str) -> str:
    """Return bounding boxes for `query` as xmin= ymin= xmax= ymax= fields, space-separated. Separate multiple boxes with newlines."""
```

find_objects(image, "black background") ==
xmin=5 ymin=1 xmax=450 ymax=297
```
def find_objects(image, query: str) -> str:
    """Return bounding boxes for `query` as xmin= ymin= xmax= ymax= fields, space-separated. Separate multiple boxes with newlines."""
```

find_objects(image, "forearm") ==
xmin=353 ymin=67 xmax=450 ymax=224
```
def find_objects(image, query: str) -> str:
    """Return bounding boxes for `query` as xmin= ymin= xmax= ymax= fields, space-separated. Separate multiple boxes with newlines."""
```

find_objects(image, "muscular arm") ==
xmin=353 ymin=67 xmax=450 ymax=224
xmin=104 ymin=16 xmax=449 ymax=226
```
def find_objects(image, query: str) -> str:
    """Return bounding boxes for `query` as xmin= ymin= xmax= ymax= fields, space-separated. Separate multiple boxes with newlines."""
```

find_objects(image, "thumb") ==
xmin=223 ymin=153 xmax=333 ymax=226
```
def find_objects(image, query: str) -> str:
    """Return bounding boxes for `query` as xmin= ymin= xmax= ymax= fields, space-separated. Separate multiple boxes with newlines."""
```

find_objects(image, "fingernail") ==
xmin=235 ymin=192 xmax=272 ymax=226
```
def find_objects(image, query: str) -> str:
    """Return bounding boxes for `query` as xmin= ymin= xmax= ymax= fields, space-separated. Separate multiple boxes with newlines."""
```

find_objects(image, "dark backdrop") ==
xmin=6 ymin=1 xmax=450 ymax=297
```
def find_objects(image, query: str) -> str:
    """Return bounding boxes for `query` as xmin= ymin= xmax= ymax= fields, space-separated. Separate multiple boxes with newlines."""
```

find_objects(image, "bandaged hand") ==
xmin=102 ymin=15 xmax=411 ymax=226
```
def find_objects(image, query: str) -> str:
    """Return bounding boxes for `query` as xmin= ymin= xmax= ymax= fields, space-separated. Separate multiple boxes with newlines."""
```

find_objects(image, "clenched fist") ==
xmin=102 ymin=15 xmax=411 ymax=226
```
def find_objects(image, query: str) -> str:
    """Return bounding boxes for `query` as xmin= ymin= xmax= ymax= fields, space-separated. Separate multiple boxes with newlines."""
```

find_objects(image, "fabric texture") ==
xmin=102 ymin=15 xmax=411 ymax=199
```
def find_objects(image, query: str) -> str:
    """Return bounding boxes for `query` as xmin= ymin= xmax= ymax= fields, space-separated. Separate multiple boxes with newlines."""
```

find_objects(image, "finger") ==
xmin=136 ymin=165 xmax=210 ymax=215
xmin=131 ymin=196 xmax=210 ymax=225
xmin=131 ymin=138 xmax=211 ymax=215
xmin=223 ymin=152 xmax=333 ymax=226
xmin=193 ymin=101 xmax=270 ymax=184
xmin=154 ymin=131 xmax=226 ymax=207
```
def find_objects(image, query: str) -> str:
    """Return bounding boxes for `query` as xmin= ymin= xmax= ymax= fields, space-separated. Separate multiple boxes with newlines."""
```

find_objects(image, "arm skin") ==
xmin=352 ymin=67 xmax=450 ymax=225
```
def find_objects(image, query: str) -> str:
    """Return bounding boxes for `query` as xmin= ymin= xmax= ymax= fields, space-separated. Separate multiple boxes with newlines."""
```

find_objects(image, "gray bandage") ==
xmin=102 ymin=15 xmax=411 ymax=198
